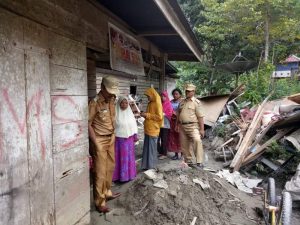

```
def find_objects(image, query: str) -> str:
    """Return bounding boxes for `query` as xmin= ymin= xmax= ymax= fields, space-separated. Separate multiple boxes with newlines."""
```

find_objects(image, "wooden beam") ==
xmin=153 ymin=0 xmax=203 ymax=61
xmin=167 ymin=53 xmax=197 ymax=61
xmin=230 ymin=95 xmax=271 ymax=171
xmin=242 ymin=128 xmax=294 ymax=166
xmin=159 ymin=53 xmax=167 ymax=91
xmin=96 ymin=68 xmax=138 ymax=79
xmin=138 ymin=29 xmax=178 ymax=36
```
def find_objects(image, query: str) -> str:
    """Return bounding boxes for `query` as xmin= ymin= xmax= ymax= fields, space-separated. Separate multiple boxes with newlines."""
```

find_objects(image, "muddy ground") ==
xmin=90 ymin=138 xmax=300 ymax=225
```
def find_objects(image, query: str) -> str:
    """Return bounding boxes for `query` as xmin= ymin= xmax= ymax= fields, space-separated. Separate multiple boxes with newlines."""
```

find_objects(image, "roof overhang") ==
xmin=95 ymin=0 xmax=203 ymax=61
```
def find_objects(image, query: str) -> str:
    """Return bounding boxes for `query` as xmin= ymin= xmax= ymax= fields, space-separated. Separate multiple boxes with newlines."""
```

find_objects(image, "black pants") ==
xmin=157 ymin=128 xmax=170 ymax=156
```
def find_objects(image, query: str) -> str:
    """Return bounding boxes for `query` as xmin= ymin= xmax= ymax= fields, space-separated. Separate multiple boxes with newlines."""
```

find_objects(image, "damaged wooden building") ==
xmin=0 ymin=0 xmax=203 ymax=224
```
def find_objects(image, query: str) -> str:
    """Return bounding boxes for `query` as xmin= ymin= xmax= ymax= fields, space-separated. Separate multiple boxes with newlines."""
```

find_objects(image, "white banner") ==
xmin=109 ymin=23 xmax=145 ymax=75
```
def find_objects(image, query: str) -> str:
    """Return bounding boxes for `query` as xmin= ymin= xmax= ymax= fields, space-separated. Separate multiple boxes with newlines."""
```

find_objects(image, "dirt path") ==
xmin=90 ymin=137 xmax=299 ymax=225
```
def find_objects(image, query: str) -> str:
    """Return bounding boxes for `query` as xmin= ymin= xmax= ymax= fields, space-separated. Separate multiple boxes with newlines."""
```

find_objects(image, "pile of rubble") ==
xmin=207 ymin=91 xmax=300 ymax=180
xmin=114 ymin=163 xmax=262 ymax=225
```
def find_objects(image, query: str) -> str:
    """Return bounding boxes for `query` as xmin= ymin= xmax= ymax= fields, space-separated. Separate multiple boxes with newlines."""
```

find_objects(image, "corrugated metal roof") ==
xmin=284 ymin=55 xmax=300 ymax=63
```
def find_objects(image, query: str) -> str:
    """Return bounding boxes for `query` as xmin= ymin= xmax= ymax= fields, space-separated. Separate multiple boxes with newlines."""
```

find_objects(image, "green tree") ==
xmin=198 ymin=0 xmax=300 ymax=62
xmin=173 ymin=61 xmax=235 ymax=96
xmin=176 ymin=0 xmax=300 ymax=101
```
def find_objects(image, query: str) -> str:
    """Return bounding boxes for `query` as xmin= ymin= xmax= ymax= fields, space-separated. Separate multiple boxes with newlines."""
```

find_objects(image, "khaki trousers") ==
xmin=93 ymin=134 xmax=115 ymax=207
xmin=179 ymin=124 xmax=204 ymax=164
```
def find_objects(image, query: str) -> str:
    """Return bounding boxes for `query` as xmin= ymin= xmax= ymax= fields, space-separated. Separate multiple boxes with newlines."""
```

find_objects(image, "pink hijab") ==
xmin=161 ymin=91 xmax=173 ymax=121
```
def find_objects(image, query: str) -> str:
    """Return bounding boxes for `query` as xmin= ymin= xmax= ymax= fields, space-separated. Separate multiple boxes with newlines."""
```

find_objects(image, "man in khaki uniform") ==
xmin=177 ymin=83 xmax=205 ymax=169
xmin=88 ymin=76 xmax=120 ymax=213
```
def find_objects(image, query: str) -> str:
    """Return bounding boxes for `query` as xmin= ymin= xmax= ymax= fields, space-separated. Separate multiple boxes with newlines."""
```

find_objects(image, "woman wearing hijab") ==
xmin=168 ymin=88 xmax=183 ymax=160
xmin=140 ymin=87 xmax=163 ymax=170
xmin=157 ymin=91 xmax=173 ymax=159
xmin=113 ymin=96 xmax=138 ymax=182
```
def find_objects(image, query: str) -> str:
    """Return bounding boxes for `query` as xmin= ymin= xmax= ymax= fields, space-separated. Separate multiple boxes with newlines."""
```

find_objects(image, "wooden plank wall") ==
xmin=0 ymin=6 xmax=90 ymax=225
xmin=95 ymin=72 xmax=159 ymax=111
xmin=0 ymin=8 xmax=55 ymax=225
xmin=50 ymin=33 xmax=90 ymax=225
xmin=0 ymin=0 xmax=166 ymax=224
xmin=0 ymin=9 xmax=30 ymax=225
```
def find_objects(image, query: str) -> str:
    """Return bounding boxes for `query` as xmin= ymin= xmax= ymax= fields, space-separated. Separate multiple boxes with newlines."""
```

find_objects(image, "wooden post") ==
xmin=159 ymin=53 xmax=167 ymax=92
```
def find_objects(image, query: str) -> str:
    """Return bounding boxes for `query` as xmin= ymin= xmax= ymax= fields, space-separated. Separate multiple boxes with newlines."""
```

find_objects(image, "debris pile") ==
xmin=115 ymin=166 xmax=261 ymax=225
xmin=205 ymin=90 xmax=300 ymax=174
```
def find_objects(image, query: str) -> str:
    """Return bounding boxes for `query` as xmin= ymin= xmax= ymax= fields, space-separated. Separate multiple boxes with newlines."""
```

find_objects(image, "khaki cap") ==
xmin=184 ymin=83 xmax=196 ymax=91
xmin=102 ymin=76 xmax=119 ymax=95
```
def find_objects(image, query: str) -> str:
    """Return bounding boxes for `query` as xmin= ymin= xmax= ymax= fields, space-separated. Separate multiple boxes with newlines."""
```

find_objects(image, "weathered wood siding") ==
xmin=94 ymin=72 xmax=160 ymax=111
xmin=49 ymin=32 xmax=89 ymax=225
xmin=0 ymin=5 xmax=90 ymax=225
xmin=0 ymin=0 xmax=166 ymax=224
xmin=0 ymin=8 xmax=55 ymax=225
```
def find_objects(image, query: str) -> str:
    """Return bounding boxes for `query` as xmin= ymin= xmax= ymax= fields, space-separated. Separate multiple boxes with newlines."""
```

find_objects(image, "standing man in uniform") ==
xmin=177 ymin=84 xmax=205 ymax=169
xmin=88 ymin=76 xmax=120 ymax=213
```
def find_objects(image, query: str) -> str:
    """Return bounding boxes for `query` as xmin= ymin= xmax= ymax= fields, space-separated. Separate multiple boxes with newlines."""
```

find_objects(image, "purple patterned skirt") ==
xmin=113 ymin=134 xmax=137 ymax=182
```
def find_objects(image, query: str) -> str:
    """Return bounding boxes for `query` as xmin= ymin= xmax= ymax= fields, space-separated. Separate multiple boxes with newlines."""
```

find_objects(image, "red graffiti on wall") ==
xmin=1 ymin=88 xmax=46 ymax=159
xmin=0 ymin=90 xmax=84 ymax=160
xmin=51 ymin=96 xmax=82 ymax=149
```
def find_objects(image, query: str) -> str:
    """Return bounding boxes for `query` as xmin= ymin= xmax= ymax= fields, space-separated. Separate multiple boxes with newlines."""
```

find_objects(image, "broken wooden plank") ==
xmin=248 ymin=122 xmax=274 ymax=152
xmin=235 ymin=133 xmax=244 ymax=151
xmin=220 ymin=138 xmax=234 ymax=148
xmin=288 ymin=93 xmax=300 ymax=104
xmin=242 ymin=128 xmax=294 ymax=166
xmin=230 ymin=95 xmax=271 ymax=171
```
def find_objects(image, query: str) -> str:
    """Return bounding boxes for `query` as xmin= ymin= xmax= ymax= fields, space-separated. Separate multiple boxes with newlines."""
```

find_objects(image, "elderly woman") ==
xmin=141 ymin=87 xmax=163 ymax=170
xmin=112 ymin=96 xmax=138 ymax=182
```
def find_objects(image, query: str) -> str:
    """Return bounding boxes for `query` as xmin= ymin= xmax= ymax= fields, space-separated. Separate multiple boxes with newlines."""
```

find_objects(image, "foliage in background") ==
xmin=239 ymin=63 xmax=300 ymax=104
xmin=173 ymin=61 xmax=235 ymax=96
xmin=271 ymin=77 xmax=300 ymax=100
xmin=239 ymin=63 xmax=274 ymax=104
xmin=176 ymin=0 xmax=300 ymax=101
xmin=198 ymin=0 xmax=300 ymax=62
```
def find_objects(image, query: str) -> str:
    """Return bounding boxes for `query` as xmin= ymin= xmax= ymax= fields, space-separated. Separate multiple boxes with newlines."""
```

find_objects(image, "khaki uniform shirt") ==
xmin=178 ymin=96 xmax=204 ymax=123
xmin=88 ymin=93 xmax=115 ymax=136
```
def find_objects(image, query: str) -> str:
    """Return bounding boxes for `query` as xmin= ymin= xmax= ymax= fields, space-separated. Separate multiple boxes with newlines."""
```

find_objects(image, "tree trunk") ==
xmin=264 ymin=4 xmax=270 ymax=62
